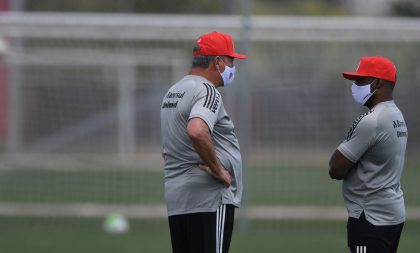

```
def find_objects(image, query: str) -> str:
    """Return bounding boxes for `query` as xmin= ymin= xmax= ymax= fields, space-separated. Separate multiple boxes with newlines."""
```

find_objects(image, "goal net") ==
xmin=0 ymin=13 xmax=419 ymax=225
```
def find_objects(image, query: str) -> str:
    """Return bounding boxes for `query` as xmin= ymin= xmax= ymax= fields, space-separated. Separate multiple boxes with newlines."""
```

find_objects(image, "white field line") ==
xmin=1 ymin=203 xmax=420 ymax=220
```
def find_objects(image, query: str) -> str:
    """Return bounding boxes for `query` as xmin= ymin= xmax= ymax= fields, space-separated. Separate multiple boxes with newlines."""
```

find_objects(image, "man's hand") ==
xmin=329 ymin=149 xmax=355 ymax=180
xmin=199 ymin=164 xmax=231 ymax=187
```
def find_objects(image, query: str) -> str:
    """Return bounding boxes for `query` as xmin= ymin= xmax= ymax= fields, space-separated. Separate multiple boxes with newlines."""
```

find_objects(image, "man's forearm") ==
xmin=187 ymin=118 xmax=231 ymax=186
xmin=329 ymin=149 xmax=355 ymax=180
xmin=190 ymin=130 xmax=222 ymax=174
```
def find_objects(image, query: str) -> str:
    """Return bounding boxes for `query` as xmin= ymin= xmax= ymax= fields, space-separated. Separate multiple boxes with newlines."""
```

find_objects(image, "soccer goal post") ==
xmin=0 ymin=13 xmax=419 ymax=223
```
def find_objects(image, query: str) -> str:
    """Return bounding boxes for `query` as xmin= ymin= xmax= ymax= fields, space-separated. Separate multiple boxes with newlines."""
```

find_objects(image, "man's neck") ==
xmin=189 ymin=68 xmax=221 ymax=88
xmin=367 ymin=96 xmax=393 ymax=109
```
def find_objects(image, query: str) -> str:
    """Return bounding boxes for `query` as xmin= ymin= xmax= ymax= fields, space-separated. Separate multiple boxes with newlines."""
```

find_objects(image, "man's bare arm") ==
xmin=187 ymin=117 xmax=231 ymax=187
xmin=329 ymin=149 xmax=355 ymax=180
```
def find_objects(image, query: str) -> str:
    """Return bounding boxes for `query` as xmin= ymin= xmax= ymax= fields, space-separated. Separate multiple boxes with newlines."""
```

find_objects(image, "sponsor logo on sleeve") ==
xmin=393 ymin=120 xmax=407 ymax=138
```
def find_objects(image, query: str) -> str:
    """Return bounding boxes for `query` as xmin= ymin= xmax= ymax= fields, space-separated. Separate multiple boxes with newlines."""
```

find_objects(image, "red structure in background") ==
xmin=0 ymin=66 xmax=6 ymax=139
xmin=0 ymin=0 xmax=8 ymax=139
xmin=0 ymin=0 xmax=8 ymax=10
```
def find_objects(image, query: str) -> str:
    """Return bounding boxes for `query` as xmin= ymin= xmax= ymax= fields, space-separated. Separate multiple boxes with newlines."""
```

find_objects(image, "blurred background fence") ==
xmin=0 ymin=12 xmax=419 ymax=252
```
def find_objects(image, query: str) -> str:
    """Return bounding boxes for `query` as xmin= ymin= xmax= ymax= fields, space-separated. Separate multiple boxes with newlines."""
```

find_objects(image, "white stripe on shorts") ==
xmin=216 ymin=204 xmax=226 ymax=253
xmin=216 ymin=206 xmax=220 ymax=253
xmin=356 ymin=246 xmax=366 ymax=253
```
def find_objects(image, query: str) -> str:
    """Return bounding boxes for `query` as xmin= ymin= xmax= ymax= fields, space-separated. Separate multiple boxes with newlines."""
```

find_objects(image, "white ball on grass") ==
xmin=103 ymin=213 xmax=129 ymax=234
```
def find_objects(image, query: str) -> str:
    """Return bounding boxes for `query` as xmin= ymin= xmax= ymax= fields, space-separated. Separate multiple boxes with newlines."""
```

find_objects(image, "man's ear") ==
xmin=213 ymin=56 xmax=222 ymax=71
xmin=373 ymin=79 xmax=383 ymax=90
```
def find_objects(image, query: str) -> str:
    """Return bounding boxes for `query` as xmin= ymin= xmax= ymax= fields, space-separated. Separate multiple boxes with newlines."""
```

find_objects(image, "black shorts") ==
xmin=168 ymin=204 xmax=235 ymax=253
xmin=347 ymin=212 xmax=404 ymax=253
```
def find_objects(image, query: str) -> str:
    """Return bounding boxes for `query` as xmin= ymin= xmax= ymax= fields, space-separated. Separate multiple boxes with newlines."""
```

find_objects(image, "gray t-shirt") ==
xmin=160 ymin=75 xmax=243 ymax=216
xmin=338 ymin=100 xmax=407 ymax=225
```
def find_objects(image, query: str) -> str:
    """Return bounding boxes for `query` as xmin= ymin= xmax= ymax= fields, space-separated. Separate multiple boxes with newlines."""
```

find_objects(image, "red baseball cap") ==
xmin=193 ymin=31 xmax=248 ymax=59
xmin=342 ymin=56 xmax=397 ymax=83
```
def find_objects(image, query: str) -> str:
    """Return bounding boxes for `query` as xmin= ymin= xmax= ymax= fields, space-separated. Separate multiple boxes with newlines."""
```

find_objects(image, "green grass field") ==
xmin=1 ymin=218 xmax=420 ymax=253
xmin=0 ymin=165 xmax=418 ymax=206
xmin=0 ymin=164 xmax=419 ymax=252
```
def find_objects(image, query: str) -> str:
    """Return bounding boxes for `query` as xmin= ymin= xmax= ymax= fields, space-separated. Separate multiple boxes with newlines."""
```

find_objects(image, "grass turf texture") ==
xmin=0 ymin=165 xmax=418 ymax=252
xmin=0 ymin=218 xmax=420 ymax=253
xmin=0 ymin=165 xmax=418 ymax=206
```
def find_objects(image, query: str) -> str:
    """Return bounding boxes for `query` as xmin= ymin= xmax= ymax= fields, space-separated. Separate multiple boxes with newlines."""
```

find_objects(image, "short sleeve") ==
xmin=338 ymin=114 xmax=377 ymax=163
xmin=189 ymin=82 xmax=222 ymax=133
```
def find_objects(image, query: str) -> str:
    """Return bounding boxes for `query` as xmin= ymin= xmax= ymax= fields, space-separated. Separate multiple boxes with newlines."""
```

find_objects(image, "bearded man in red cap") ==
xmin=160 ymin=31 xmax=247 ymax=253
xmin=329 ymin=56 xmax=408 ymax=253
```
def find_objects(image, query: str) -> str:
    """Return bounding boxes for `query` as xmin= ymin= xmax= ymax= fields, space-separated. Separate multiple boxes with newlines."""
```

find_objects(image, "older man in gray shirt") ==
xmin=329 ymin=56 xmax=407 ymax=253
xmin=161 ymin=31 xmax=247 ymax=253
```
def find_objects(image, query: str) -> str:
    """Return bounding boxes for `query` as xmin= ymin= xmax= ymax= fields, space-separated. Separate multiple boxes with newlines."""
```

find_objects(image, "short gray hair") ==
xmin=192 ymin=55 xmax=215 ymax=68
xmin=191 ymin=45 xmax=215 ymax=68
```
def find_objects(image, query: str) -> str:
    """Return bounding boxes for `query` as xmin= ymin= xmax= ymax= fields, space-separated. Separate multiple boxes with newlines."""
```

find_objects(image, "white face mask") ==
xmin=351 ymin=81 xmax=376 ymax=106
xmin=218 ymin=58 xmax=236 ymax=86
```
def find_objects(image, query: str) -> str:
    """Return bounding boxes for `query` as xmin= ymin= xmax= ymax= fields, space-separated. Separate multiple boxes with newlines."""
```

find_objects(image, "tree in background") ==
xmin=21 ymin=0 xmax=420 ymax=16
xmin=254 ymin=0 xmax=347 ymax=15
xmin=25 ymin=0 xmax=347 ymax=15
xmin=391 ymin=0 xmax=420 ymax=16
xmin=26 ymin=0 xmax=235 ymax=14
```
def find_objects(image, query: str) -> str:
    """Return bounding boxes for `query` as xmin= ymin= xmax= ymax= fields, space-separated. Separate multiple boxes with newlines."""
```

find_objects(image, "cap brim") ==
xmin=342 ymin=72 xmax=369 ymax=80
xmin=229 ymin=53 xmax=248 ymax=59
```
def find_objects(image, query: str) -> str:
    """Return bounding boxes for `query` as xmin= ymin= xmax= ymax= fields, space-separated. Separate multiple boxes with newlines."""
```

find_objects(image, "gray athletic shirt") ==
xmin=338 ymin=100 xmax=407 ymax=225
xmin=160 ymin=75 xmax=243 ymax=216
